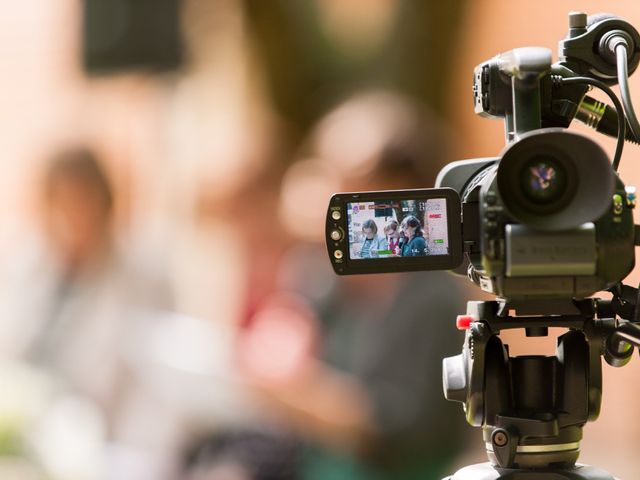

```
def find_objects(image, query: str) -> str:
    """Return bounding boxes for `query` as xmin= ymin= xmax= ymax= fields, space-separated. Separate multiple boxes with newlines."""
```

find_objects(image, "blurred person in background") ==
xmin=176 ymin=150 xmax=303 ymax=480
xmin=179 ymin=2 xmax=472 ymax=477
xmin=179 ymin=2 xmax=473 ymax=478
xmin=0 ymin=147 xmax=175 ymax=478
xmin=236 ymin=91 xmax=473 ymax=480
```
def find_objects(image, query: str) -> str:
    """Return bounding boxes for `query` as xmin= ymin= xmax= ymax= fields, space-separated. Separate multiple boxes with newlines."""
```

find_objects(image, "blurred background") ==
xmin=0 ymin=1 xmax=639 ymax=479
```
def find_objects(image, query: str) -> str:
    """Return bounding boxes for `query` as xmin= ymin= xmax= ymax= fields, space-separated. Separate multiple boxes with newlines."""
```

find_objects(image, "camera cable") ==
xmin=560 ymin=76 xmax=625 ymax=171
xmin=616 ymin=43 xmax=640 ymax=144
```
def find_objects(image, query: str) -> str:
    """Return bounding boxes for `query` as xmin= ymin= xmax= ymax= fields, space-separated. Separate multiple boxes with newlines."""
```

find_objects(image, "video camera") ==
xmin=326 ymin=12 xmax=640 ymax=480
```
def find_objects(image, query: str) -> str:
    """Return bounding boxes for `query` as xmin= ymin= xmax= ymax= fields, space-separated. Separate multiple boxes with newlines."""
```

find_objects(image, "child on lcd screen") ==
xmin=384 ymin=219 xmax=401 ymax=256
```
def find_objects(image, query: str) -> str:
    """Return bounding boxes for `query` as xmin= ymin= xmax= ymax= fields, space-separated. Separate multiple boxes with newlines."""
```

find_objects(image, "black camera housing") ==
xmin=436 ymin=129 xmax=636 ymax=301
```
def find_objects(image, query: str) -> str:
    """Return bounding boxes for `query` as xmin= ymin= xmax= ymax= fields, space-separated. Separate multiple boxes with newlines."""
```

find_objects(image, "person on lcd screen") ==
xmin=399 ymin=215 xmax=427 ymax=257
xmin=384 ymin=220 xmax=401 ymax=256
xmin=359 ymin=219 xmax=388 ymax=258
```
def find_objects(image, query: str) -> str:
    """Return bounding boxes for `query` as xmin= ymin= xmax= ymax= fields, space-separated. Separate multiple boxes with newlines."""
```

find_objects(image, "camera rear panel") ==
xmin=326 ymin=188 xmax=463 ymax=275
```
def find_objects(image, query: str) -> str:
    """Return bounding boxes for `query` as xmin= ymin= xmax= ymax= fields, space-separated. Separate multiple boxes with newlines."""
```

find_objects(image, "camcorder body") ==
xmin=326 ymin=129 xmax=636 ymax=301
xmin=327 ymin=13 xmax=640 ymax=303
xmin=440 ymin=127 xmax=635 ymax=301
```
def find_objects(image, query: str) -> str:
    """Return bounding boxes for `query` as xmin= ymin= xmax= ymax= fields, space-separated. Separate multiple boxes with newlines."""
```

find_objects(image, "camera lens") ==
xmin=519 ymin=156 xmax=567 ymax=205
xmin=497 ymin=129 xmax=614 ymax=231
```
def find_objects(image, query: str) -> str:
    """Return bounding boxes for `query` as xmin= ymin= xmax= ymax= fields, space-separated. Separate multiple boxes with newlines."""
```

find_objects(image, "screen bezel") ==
xmin=327 ymin=188 xmax=463 ymax=275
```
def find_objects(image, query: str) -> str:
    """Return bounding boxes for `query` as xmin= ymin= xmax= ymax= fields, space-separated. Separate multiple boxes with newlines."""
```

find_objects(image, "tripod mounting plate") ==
xmin=444 ymin=462 xmax=618 ymax=479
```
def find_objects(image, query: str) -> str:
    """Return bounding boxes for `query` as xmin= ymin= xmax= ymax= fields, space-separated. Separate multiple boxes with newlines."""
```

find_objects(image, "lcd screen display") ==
xmin=347 ymin=198 xmax=450 ymax=260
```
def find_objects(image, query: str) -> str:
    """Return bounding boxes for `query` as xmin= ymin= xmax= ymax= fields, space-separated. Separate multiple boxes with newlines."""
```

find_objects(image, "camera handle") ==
xmin=495 ymin=47 xmax=552 ymax=141
xmin=492 ymin=47 xmax=552 ymax=142
xmin=443 ymin=295 xmax=640 ymax=480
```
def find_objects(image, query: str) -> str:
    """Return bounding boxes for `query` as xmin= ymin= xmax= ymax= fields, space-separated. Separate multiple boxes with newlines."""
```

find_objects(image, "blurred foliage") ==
xmin=0 ymin=426 xmax=25 ymax=457
xmin=243 ymin=0 xmax=468 ymax=144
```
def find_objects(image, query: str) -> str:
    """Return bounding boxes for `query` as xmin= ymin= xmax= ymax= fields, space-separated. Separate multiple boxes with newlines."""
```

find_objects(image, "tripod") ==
xmin=442 ymin=296 xmax=640 ymax=479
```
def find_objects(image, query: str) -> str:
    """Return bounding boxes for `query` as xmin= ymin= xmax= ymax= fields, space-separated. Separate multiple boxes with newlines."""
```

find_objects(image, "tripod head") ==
xmin=444 ymin=297 xmax=640 ymax=473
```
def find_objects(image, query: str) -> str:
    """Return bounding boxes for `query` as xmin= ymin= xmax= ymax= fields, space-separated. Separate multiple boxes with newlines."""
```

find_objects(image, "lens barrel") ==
xmin=497 ymin=129 xmax=615 ymax=231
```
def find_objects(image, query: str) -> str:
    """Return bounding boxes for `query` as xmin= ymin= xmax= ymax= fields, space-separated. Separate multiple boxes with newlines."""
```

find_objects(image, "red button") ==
xmin=456 ymin=315 xmax=475 ymax=330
